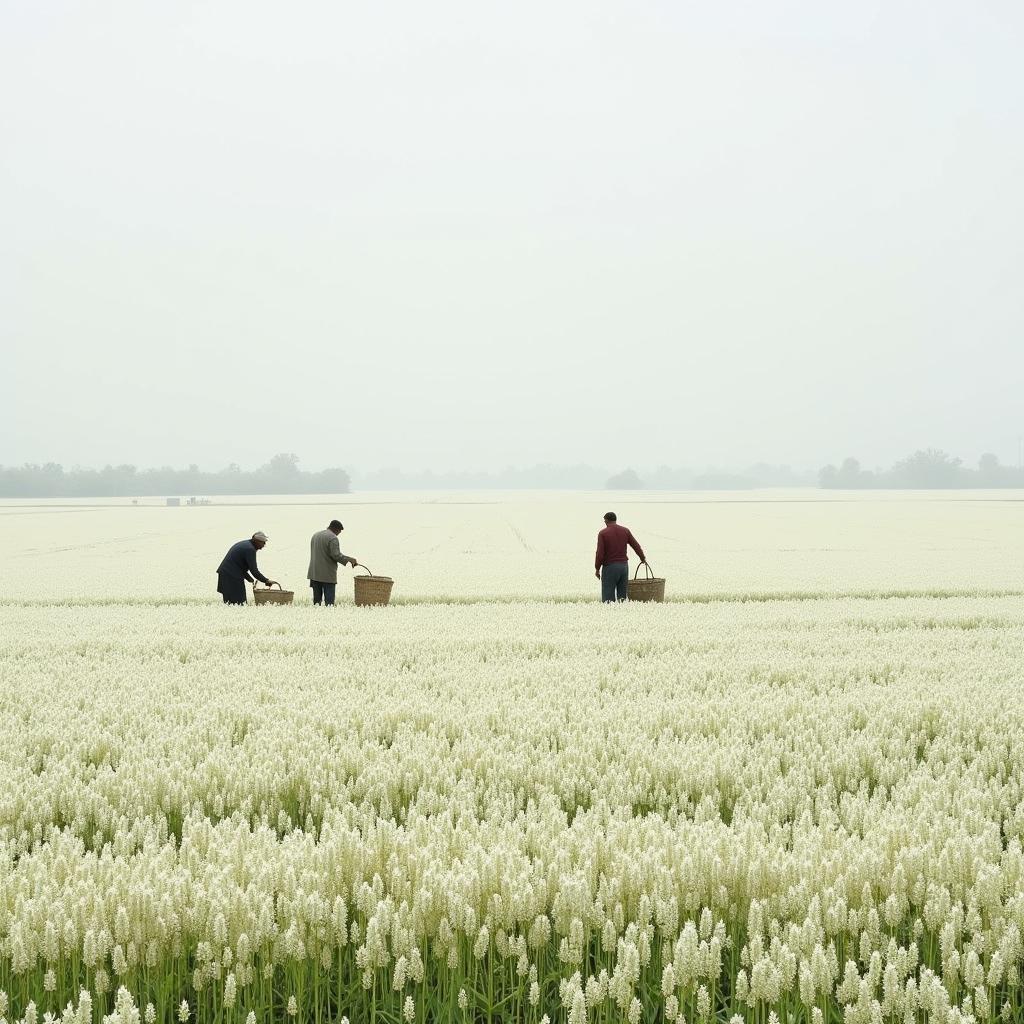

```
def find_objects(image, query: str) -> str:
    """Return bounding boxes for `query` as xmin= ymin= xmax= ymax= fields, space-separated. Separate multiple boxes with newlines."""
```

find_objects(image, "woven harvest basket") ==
xmin=353 ymin=565 xmax=394 ymax=607
xmin=253 ymin=582 xmax=294 ymax=605
xmin=626 ymin=562 xmax=666 ymax=603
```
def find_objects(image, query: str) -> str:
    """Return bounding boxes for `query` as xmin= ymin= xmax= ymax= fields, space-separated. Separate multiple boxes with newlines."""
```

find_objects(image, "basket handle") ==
xmin=353 ymin=563 xmax=373 ymax=577
xmin=254 ymin=581 xmax=282 ymax=590
xmin=633 ymin=561 xmax=654 ymax=580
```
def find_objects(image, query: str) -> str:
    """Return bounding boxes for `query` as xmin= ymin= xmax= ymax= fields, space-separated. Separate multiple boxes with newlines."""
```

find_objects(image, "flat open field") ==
xmin=4 ymin=489 xmax=1024 ymax=602
xmin=1 ymin=491 xmax=1023 ymax=1024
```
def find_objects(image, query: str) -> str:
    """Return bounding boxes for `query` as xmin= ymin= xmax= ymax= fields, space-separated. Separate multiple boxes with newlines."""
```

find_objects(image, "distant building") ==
xmin=166 ymin=497 xmax=181 ymax=507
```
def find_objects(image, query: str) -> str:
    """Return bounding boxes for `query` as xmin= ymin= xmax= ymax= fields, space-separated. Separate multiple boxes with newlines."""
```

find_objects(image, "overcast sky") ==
xmin=2 ymin=1 xmax=1022 ymax=474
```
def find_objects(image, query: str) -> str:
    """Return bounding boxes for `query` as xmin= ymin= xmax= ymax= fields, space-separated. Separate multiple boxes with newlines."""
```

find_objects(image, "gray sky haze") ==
xmin=2 ymin=1 xmax=1022 ymax=473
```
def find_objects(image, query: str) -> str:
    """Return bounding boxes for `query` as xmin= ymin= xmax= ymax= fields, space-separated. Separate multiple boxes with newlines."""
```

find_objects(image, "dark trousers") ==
xmin=600 ymin=561 xmax=629 ymax=602
xmin=217 ymin=574 xmax=247 ymax=605
xmin=311 ymin=581 xmax=336 ymax=606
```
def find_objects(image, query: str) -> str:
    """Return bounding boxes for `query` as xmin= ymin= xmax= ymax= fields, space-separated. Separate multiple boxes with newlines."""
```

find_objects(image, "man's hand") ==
xmin=347 ymin=557 xmax=358 ymax=568
xmin=266 ymin=580 xmax=278 ymax=588
xmin=595 ymin=569 xmax=601 ymax=580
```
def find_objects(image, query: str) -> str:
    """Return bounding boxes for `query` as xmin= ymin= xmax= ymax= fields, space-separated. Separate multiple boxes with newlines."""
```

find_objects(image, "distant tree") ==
xmin=819 ymin=457 xmax=875 ymax=488
xmin=888 ymin=449 xmax=963 ymax=488
xmin=839 ymin=457 xmax=869 ymax=486
xmin=265 ymin=453 xmax=300 ymax=476
xmin=977 ymin=452 xmax=1004 ymax=486
xmin=310 ymin=466 xmax=353 ymax=492
xmin=606 ymin=468 xmax=644 ymax=490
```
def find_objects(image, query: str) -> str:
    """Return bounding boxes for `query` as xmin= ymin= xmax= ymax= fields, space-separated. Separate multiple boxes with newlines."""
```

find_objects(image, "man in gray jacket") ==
xmin=307 ymin=519 xmax=357 ymax=605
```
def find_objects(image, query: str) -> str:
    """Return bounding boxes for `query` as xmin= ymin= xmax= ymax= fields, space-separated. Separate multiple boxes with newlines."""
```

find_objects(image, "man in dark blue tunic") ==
xmin=216 ymin=531 xmax=277 ymax=604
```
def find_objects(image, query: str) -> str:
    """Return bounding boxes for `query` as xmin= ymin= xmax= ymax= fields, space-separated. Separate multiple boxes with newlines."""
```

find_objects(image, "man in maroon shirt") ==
xmin=595 ymin=511 xmax=646 ymax=602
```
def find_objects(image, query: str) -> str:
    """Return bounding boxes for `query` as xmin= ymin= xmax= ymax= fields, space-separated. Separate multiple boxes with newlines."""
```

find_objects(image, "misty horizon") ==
xmin=3 ymin=441 xmax=1023 ymax=477
xmin=5 ymin=443 xmax=1024 ymax=496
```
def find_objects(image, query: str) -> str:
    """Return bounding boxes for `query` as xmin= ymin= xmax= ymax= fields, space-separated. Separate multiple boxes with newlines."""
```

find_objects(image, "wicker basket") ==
xmin=253 ymin=582 xmax=294 ymax=605
xmin=353 ymin=565 xmax=394 ymax=607
xmin=626 ymin=562 xmax=666 ymax=602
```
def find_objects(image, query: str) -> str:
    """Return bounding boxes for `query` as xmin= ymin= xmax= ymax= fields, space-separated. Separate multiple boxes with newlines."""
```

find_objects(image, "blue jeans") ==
xmin=311 ymin=581 xmax=336 ymax=606
xmin=601 ymin=562 xmax=629 ymax=602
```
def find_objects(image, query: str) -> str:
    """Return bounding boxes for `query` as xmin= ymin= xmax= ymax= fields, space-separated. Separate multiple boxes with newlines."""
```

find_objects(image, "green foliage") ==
xmin=0 ymin=455 xmax=350 ymax=498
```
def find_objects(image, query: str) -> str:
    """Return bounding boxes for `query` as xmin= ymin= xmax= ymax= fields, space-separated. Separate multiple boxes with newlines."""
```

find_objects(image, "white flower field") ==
xmin=2 ymin=491 xmax=1024 ymax=1024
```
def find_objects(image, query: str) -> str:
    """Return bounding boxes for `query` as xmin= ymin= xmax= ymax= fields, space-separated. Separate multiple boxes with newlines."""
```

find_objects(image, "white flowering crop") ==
xmin=2 ymin=491 xmax=1024 ymax=1021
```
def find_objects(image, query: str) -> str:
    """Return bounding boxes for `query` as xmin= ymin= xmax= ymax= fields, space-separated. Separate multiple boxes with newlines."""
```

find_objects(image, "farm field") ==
xmin=3 ymin=489 xmax=1024 ymax=603
xmin=1 ymin=492 xmax=1024 ymax=1024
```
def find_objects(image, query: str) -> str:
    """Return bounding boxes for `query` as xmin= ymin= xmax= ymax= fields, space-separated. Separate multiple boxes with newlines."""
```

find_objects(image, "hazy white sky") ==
xmin=2 ymin=1 xmax=1022 ymax=473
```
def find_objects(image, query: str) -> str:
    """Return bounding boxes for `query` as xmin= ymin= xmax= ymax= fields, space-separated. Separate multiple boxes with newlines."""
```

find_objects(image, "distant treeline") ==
xmin=0 ymin=454 xmax=350 ymax=498
xmin=820 ymin=449 xmax=1024 ymax=488
xmin=8 ymin=450 xmax=1016 ymax=496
